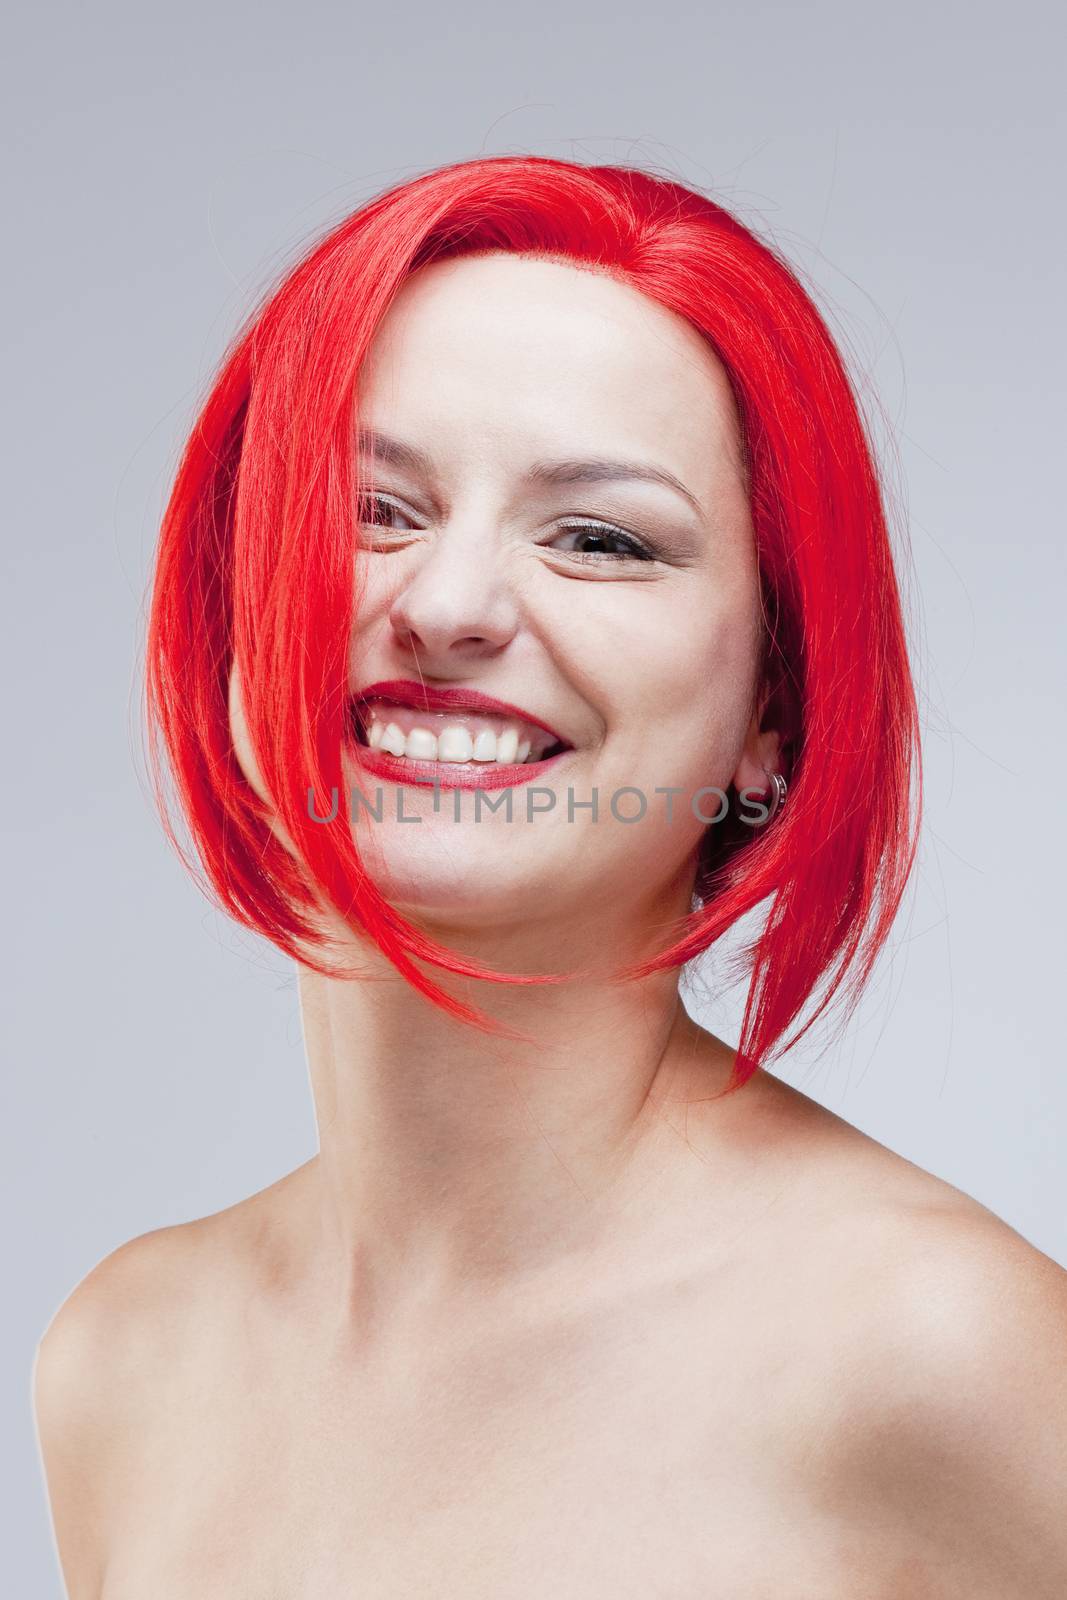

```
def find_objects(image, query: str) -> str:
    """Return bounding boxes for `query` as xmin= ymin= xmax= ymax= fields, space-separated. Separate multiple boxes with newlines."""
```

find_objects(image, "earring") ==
xmin=762 ymin=771 xmax=788 ymax=823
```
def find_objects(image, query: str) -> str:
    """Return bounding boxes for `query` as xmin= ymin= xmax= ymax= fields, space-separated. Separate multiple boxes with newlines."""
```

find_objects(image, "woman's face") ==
xmin=231 ymin=251 xmax=781 ymax=940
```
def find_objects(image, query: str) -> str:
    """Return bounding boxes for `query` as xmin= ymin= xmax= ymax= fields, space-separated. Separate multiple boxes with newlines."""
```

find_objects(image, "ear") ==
xmin=730 ymin=679 xmax=785 ymax=799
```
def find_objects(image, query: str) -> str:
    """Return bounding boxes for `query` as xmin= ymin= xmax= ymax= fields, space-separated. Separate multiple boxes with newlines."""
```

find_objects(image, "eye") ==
xmin=357 ymin=493 xmax=418 ymax=535
xmin=547 ymin=520 xmax=657 ymax=563
xmin=356 ymin=498 xmax=658 ymax=564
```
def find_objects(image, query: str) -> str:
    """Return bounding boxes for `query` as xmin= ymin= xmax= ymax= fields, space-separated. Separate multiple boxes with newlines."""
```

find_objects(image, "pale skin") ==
xmin=34 ymin=254 xmax=1067 ymax=1598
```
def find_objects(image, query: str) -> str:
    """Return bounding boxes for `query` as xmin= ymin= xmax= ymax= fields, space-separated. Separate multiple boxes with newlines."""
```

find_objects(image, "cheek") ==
xmin=602 ymin=586 xmax=760 ymax=769
xmin=345 ymin=561 xmax=405 ymax=690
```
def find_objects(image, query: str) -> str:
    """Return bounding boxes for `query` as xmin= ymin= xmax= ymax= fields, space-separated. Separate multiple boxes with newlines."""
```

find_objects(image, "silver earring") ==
xmin=762 ymin=771 xmax=788 ymax=823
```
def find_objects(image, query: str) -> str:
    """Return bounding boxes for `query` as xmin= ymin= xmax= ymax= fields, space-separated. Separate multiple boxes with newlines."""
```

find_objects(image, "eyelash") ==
xmin=356 ymin=495 xmax=657 ymax=564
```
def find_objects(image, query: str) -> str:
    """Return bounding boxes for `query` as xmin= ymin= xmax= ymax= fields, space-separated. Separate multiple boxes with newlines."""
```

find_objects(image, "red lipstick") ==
xmin=346 ymin=679 xmax=573 ymax=790
xmin=350 ymin=743 xmax=570 ymax=791
xmin=351 ymin=680 xmax=568 ymax=747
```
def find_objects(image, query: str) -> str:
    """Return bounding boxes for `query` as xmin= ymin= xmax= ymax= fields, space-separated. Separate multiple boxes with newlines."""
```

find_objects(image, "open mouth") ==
xmin=348 ymin=697 xmax=572 ymax=770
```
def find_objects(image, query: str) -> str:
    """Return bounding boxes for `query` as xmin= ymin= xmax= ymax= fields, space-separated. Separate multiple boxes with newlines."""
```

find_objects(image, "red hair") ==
xmin=143 ymin=154 xmax=922 ymax=1093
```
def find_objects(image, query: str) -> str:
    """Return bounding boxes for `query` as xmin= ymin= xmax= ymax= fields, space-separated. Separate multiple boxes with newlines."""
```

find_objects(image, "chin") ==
xmin=352 ymin=834 xmax=550 ymax=921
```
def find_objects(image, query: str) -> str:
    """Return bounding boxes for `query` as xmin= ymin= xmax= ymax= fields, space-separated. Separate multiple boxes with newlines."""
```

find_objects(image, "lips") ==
xmin=346 ymin=679 xmax=573 ymax=789
xmin=349 ymin=680 xmax=571 ymax=751
xmin=350 ymin=742 xmax=571 ymax=791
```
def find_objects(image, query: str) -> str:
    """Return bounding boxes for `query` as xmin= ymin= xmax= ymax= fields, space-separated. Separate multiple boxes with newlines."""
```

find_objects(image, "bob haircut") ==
xmin=144 ymin=154 xmax=922 ymax=1095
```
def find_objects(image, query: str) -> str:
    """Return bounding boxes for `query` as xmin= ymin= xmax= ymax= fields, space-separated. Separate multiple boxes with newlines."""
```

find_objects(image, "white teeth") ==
xmin=437 ymin=726 xmax=474 ymax=762
xmin=405 ymin=727 xmax=438 ymax=760
xmin=361 ymin=712 xmax=558 ymax=766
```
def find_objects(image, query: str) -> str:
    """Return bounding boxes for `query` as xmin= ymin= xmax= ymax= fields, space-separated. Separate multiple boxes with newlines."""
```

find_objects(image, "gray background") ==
xmin=4 ymin=0 xmax=1064 ymax=1590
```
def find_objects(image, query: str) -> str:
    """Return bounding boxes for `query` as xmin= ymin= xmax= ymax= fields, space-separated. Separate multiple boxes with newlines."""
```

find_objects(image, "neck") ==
xmin=292 ymin=896 xmax=738 ymax=1349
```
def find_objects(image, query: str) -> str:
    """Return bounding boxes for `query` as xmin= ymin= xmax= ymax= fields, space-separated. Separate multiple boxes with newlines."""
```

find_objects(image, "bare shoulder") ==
xmin=840 ymin=1205 xmax=1067 ymax=1596
xmin=33 ymin=1165 xmax=312 ymax=1597
xmin=753 ymin=1074 xmax=1067 ymax=1597
xmin=757 ymin=1070 xmax=1067 ymax=1365
xmin=747 ymin=1066 xmax=1059 ymax=1242
xmin=36 ymin=1212 xmax=224 ymax=1385
xmin=33 ymin=1211 xmax=229 ymax=1448
xmin=33 ymin=1220 xmax=203 ymax=1598
xmin=35 ymin=1160 xmax=314 ymax=1379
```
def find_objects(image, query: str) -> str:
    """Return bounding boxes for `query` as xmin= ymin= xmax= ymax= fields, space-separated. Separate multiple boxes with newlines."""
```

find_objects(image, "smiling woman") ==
xmin=145 ymin=159 xmax=913 ymax=1072
xmin=34 ymin=155 xmax=1067 ymax=1600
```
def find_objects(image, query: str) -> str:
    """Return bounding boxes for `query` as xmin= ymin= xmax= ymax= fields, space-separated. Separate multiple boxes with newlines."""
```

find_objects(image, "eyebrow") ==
xmin=355 ymin=427 xmax=705 ymax=518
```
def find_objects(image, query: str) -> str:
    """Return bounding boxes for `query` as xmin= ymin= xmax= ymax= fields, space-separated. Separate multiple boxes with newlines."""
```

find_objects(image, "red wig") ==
xmin=143 ymin=154 xmax=922 ymax=1094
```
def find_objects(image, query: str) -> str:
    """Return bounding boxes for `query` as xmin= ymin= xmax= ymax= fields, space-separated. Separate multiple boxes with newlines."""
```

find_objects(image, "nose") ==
xmin=386 ymin=523 xmax=521 ymax=668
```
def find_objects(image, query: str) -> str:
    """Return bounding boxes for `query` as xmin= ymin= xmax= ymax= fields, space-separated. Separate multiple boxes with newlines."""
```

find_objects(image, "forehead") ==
xmin=356 ymin=252 xmax=744 ymax=494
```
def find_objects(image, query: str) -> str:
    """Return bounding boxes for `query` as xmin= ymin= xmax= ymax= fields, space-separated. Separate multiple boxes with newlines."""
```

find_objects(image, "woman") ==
xmin=34 ymin=155 xmax=1067 ymax=1597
